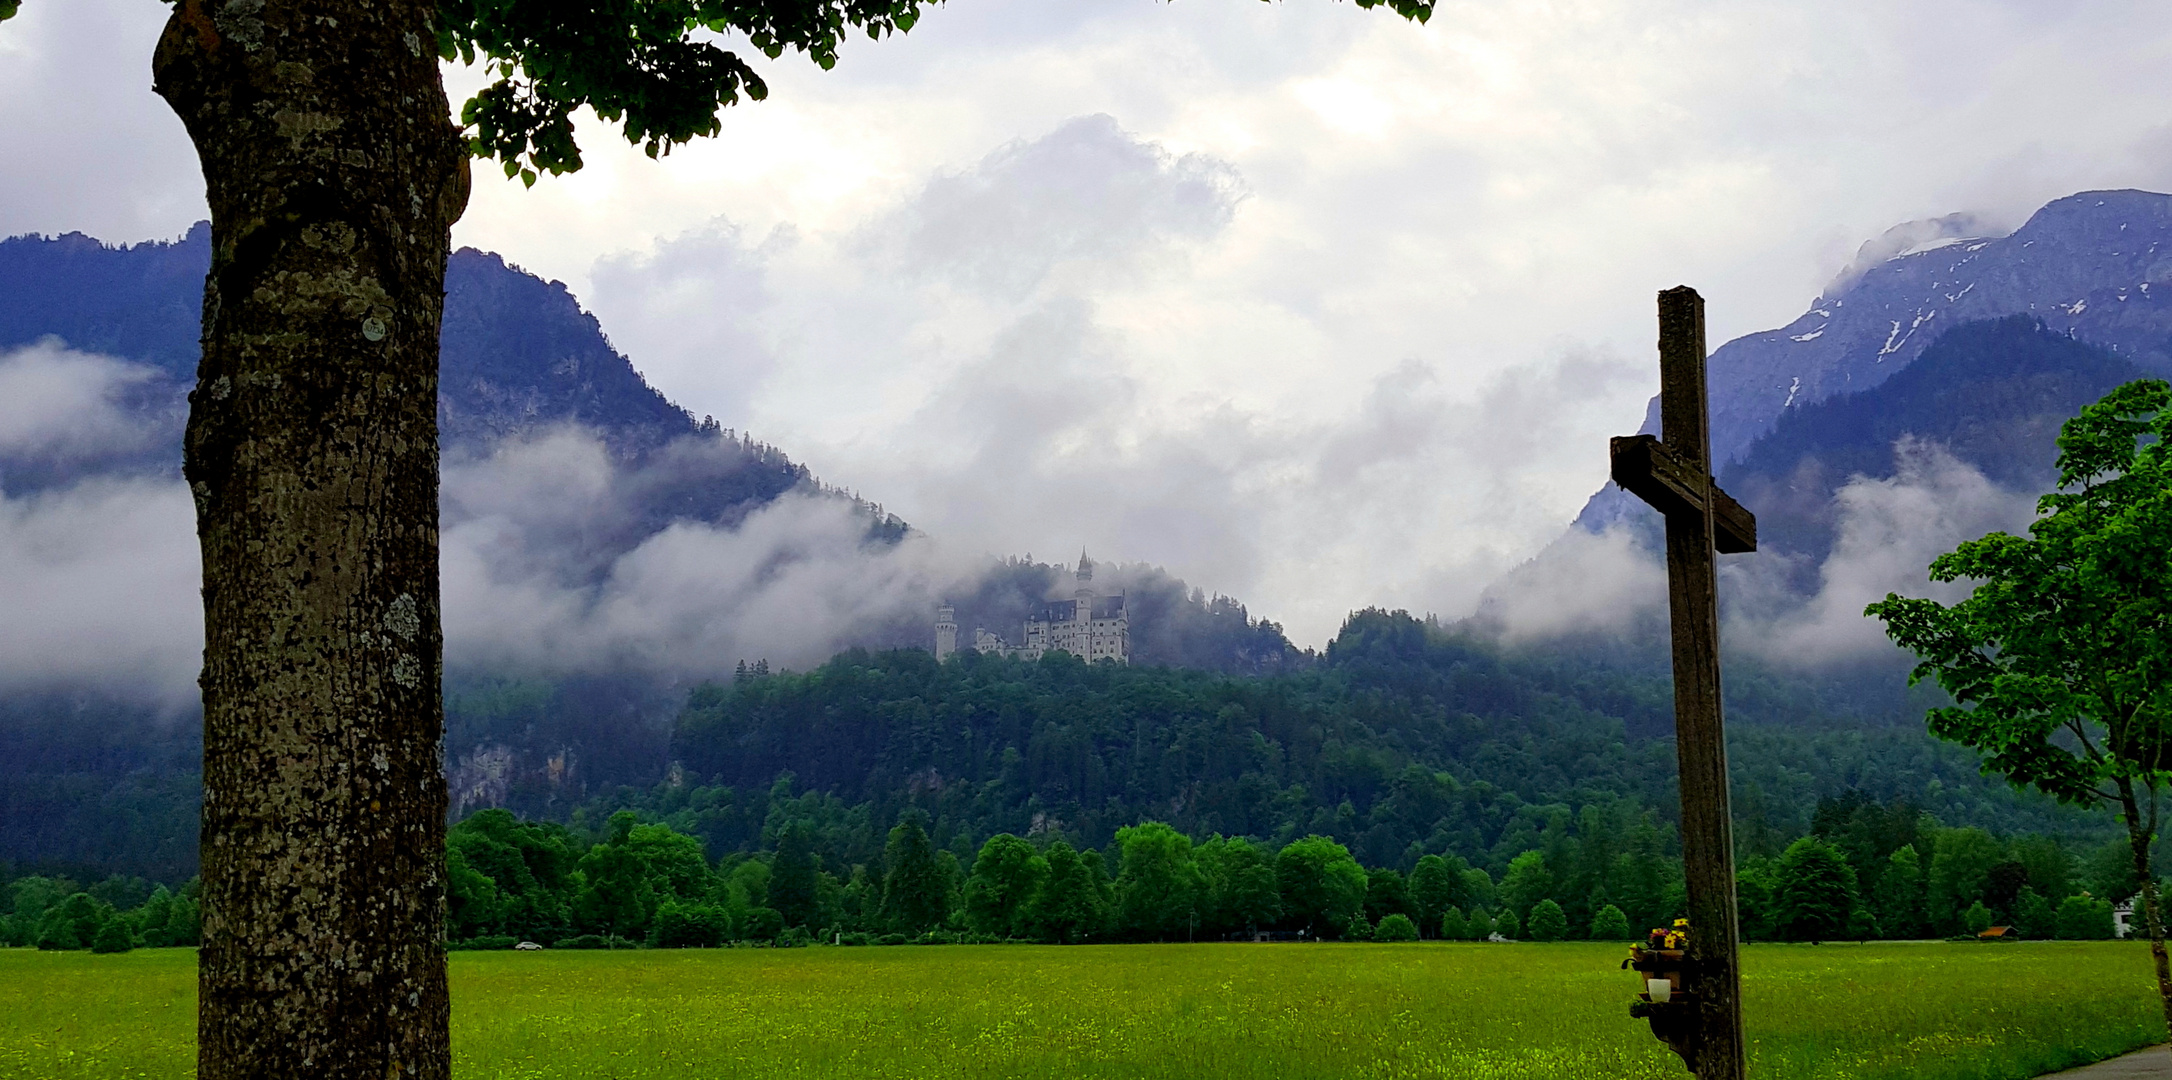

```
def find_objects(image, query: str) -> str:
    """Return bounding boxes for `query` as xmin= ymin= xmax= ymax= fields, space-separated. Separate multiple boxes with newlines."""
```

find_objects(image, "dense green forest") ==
xmin=646 ymin=609 xmax=2107 ymax=874
xmin=6 ymin=609 xmax=2150 ymax=952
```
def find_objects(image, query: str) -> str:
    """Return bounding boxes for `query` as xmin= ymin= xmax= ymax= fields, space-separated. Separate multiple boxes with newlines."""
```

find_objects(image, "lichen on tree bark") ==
xmin=151 ymin=1 xmax=468 ymax=1076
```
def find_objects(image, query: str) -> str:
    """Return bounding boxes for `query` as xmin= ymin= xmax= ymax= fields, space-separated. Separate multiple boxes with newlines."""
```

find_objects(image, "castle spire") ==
xmin=1077 ymin=550 xmax=1094 ymax=583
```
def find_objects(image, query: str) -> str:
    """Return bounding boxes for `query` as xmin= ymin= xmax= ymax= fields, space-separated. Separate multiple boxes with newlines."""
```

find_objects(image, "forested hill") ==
xmin=1719 ymin=316 xmax=2145 ymax=568
xmin=0 ymin=225 xmax=840 ymax=519
xmin=638 ymin=609 xmax=2097 ymax=881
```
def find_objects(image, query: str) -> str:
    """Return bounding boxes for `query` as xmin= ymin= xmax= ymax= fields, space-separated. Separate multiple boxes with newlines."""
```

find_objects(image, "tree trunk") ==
xmin=151 ymin=1 xmax=468 ymax=1076
xmin=2125 ymin=820 xmax=2172 ymax=1055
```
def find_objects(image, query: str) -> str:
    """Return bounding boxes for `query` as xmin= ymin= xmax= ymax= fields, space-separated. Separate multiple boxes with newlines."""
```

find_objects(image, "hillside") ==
xmin=1578 ymin=188 xmax=2172 ymax=533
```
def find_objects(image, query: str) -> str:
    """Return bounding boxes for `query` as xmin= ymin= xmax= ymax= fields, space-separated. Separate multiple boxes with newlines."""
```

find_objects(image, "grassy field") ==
xmin=0 ymin=941 xmax=2162 ymax=1080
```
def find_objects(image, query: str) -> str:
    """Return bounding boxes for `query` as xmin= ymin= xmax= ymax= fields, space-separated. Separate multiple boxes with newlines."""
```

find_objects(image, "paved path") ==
xmin=2045 ymin=1046 xmax=2171 ymax=1077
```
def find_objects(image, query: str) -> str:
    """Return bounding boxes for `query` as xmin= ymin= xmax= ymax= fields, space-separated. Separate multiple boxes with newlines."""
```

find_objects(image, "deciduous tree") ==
xmin=1871 ymin=379 xmax=2172 ymax=1041
xmin=1275 ymin=835 xmax=1366 ymax=938
xmin=1526 ymin=898 xmax=1568 ymax=942
xmin=964 ymin=834 xmax=1046 ymax=939
xmin=1114 ymin=822 xmax=1203 ymax=941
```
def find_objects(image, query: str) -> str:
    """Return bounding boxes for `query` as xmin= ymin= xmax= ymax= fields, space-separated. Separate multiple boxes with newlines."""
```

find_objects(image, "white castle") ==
xmin=936 ymin=554 xmax=1129 ymax=664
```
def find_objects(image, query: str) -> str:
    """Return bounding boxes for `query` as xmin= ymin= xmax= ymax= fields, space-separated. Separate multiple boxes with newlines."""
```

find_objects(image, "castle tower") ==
xmin=935 ymin=603 xmax=957 ymax=661
xmin=1074 ymin=551 xmax=1096 ymax=624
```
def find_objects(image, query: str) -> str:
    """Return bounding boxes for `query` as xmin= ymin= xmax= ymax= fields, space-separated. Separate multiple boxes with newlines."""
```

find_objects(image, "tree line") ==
xmin=4 ymin=787 xmax=2136 ymax=952
xmin=0 ymin=873 xmax=200 ymax=952
xmin=444 ymin=789 xmax=2143 ymax=947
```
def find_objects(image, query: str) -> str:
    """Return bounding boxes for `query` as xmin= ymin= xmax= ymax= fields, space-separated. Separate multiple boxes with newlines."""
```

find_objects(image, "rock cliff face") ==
xmin=1577 ymin=188 xmax=2172 ymax=531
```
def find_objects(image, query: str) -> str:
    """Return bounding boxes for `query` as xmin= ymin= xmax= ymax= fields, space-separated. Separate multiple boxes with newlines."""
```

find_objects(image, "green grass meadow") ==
xmin=0 ymin=942 xmax=2162 ymax=1080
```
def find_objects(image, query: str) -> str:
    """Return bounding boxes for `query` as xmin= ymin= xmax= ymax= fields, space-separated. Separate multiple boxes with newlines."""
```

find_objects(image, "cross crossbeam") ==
xmin=1609 ymin=435 xmax=1756 ymax=554
xmin=1611 ymin=285 xmax=1753 ymax=1080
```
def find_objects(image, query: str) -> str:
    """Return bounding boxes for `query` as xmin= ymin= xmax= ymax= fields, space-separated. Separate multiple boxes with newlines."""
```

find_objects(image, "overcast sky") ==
xmin=7 ymin=0 xmax=2172 ymax=646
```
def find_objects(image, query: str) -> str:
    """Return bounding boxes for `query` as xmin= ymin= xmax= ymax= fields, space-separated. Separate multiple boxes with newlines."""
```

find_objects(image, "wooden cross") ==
xmin=1610 ymin=286 xmax=1753 ymax=1080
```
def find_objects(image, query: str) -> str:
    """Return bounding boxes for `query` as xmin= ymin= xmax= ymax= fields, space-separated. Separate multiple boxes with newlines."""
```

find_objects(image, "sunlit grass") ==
xmin=0 ymin=941 xmax=2160 ymax=1079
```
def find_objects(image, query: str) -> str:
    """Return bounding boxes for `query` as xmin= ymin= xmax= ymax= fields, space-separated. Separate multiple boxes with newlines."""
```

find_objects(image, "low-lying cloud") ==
xmin=588 ymin=115 xmax=1657 ymax=645
xmin=441 ymin=428 xmax=968 ymax=676
xmin=1474 ymin=439 xmax=2042 ymax=667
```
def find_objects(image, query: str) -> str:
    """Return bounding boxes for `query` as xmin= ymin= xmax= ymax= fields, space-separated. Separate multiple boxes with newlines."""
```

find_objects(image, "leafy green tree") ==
xmin=1275 ymin=836 xmax=1367 ymax=938
xmin=739 ymin=906 xmax=787 ymax=943
xmin=571 ymin=812 xmax=714 ymax=940
xmin=1875 ymin=846 xmax=1930 ymax=939
xmin=135 ymin=887 xmax=177 ymax=948
xmin=572 ymin=842 xmax=657 ymax=940
xmin=1591 ymin=904 xmax=1632 ymax=941
xmin=2057 ymin=895 xmax=2118 ymax=941
xmin=1926 ymin=828 xmax=2003 ymax=935
xmin=4 ymin=877 xmax=74 ymax=948
xmin=1440 ymin=907 xmax=1469 ymax=941
xmin=769 ymin=824 xmax=821 ymax=931
xmin=1871 ymin=379 xmax=2172 ymax=1036
xmin=880 ymin=814 xmax=950 ymax=934
xmin=1408 ymin=855 xmax=1460 ymax=938
xmin=1734 ymin=858 xmax=1778 ymax=942
xmin=1527 ymin=899 xmax=1568 ymax=942
xmin=1114 ymin=822 xmax=1204 ymax=941
xmin=1963 ymin=900 xmax=1995 ymax=936
xmin=37 ymin=893 xmax=112 ymax=951
xmin=90 ymin=917 xmax=135 ymax=954
xmin=1465 ymin=908 xmax=1496 ymax=941
xmin=2086 ymin=838 xmax=2144 ymax=904
xmin=1374 ymin=913 xmax=1420 ymax=942
xmin=1493 ymin=907 xmax=1520 ymax=941
xmin=1023 ymin=840 xmax=1105 ymax=944
xmin=448 ymin=809 xmax=579 ymax=943
xmin=2013 ymin=836 xmax=2076 ymax=906
xmin=1198 ymin=837 xmax=1280 ymax=937
xmin=964 ymin=834 xmax=1047 ymax=939
xmin=1498 ymin=851 xmax=1554 ymax=924
xmin=2015 ymin=887 xmax=2057 ymax=939
xmin=445 ymin=847 xmax=507 ymax=941
xmin=1775 ymin=837 xmax=1860 ymax=942
xmin=1460 ymin=868 xmax=1498 ymax=912
xmin=1363 ymin=867 xmax=1415 ymax=926
xmin=650 ymin=900 xmax=730 ymax=947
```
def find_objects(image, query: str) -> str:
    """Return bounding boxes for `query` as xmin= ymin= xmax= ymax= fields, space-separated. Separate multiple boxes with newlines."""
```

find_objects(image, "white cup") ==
xmin=1647 ymin=978 xmax=1672 ymax=1003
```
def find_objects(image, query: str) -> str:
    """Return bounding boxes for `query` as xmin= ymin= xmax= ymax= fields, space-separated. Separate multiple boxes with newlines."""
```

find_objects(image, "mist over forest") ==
xmin=7 ymin=189 xmax=2172 ymax=913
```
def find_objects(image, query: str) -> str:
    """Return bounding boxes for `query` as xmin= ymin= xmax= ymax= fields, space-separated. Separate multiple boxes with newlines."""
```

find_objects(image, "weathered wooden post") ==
xmin=1610 ymin=286 xmax=1755 ymax=1080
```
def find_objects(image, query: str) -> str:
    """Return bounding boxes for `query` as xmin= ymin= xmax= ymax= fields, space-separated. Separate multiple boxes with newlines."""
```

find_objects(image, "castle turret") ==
xmin=935 ymin=603 xmax=957 ymax=661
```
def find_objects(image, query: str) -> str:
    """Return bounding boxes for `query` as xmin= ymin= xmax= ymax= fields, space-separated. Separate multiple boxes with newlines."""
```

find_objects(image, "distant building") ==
xmin=937 ymin=554 xmax=1129 ymax=664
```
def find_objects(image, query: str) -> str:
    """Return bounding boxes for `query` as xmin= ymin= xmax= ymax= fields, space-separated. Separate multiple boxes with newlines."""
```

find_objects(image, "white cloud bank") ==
xmin=15 ymin=0 xmax=2172 ymax=648
xmin=1475 ymin=440 xmax=2042 ymax=666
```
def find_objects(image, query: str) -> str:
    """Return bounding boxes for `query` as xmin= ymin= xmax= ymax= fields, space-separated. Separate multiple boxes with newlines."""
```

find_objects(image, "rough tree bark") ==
xmin=151 ymin=1 xmax=468 ymax=1076
xmin=2113 ymin=780 xmax=2172 ymax=1055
